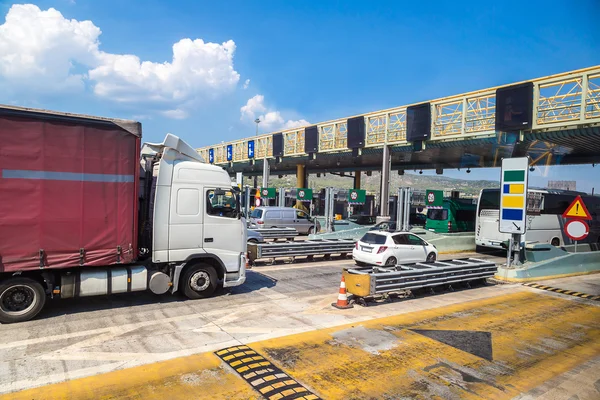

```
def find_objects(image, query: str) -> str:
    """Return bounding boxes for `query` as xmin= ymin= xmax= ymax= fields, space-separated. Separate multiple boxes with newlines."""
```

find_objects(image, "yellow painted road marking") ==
xmin=2 ymin=292 xmax=599 ymax=400
xmin=252 ymin=292 xmax=600 ymax=400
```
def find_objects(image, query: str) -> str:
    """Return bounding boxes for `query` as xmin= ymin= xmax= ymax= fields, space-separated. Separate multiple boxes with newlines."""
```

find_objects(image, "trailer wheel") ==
xmin=0 ymin=277 xmax=46 ymax=324
xmin=182 ymin=264 xmax=218 ymax=299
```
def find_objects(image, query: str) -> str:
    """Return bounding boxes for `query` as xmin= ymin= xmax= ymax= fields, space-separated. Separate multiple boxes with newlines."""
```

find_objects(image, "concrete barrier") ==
xmin=495 ymin=243 xmax=600 ymax=282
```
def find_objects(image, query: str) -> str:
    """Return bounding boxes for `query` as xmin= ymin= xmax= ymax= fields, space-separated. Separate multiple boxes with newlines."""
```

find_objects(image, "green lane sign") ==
xmin=260 ymin=187 xmax=276 ymax=199
xmin=296 ymin=188 xmax=313 ymax=202
xmin=348 ymin=189 xmax=366 ymax=204
xmin=426 ymin=189 xmax=444 ymax=208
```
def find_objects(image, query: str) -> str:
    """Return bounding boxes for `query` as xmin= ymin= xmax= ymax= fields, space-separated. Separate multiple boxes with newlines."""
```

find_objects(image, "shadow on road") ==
xmin=36 ymin=269 xmax=278 ymax=321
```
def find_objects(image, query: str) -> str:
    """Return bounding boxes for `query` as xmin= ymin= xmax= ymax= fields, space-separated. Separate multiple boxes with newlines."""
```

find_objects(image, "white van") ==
xmin=249 ymin=207 xmax=321 ymax=234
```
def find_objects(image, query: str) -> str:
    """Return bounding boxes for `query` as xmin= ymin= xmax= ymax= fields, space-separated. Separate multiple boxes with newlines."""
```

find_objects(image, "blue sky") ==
xmin=1 ymin=0 xmax=599 ymax=191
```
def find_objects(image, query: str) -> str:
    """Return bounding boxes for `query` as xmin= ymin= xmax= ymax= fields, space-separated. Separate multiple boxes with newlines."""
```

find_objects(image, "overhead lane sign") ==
xmin=562 ymin=195 xmax=591 ymax=220
xmin=499 ymin=157 xmax=529 ymax=234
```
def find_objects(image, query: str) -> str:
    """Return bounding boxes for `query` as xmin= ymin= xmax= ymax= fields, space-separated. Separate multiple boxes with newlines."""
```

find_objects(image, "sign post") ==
xmin=562 ymin=195 xmax=592 ymax=253
xmin=499 ymin=157 xmax=529 ymax=267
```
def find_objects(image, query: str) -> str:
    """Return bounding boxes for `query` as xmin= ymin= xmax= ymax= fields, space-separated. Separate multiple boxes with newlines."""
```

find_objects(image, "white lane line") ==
xmin=0 ymin=312 xmax=206 ymax=350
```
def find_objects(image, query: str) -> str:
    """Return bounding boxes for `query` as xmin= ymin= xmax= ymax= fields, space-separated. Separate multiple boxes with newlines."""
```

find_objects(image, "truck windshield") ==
xmin=250 ymin=209 xmax=263 ymax=218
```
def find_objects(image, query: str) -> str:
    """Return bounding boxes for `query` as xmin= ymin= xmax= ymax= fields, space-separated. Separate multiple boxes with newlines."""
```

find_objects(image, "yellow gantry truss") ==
xmin=198 ymin=66 xmax=600 ymax=164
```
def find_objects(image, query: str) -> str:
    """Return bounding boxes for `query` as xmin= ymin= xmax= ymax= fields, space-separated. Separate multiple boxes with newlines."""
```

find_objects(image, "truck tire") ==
xmin=0 ymin=277 xmax=46 ymax=324
xmin=181 ymin=264 xmax=218 ymax=299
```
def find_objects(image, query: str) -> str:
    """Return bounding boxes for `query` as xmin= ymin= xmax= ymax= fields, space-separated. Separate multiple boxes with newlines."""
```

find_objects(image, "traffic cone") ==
xmin=332 ymin=275 xmax=353 ymax=309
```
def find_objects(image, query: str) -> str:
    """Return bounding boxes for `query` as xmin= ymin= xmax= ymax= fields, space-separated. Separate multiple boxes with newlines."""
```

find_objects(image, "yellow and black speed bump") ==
xmin=523 ymin=282 xmax=600 ymax=301
xmin=215 ymin=345 xmax=321 ymax=400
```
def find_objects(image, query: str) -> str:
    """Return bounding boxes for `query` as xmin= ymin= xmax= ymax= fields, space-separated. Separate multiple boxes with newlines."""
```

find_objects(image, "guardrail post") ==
xmin=379 ymin=145 xmax=391 ymax=217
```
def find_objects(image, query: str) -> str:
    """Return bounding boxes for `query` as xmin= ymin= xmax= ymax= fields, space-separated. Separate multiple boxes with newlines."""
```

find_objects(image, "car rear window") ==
xmin=427 ymin=209 xmax=448 ymax=220
xmin=250 ymin=209 xmax=263 ymax=218
xmin=360 ymin=233 xmax=387 ymax=245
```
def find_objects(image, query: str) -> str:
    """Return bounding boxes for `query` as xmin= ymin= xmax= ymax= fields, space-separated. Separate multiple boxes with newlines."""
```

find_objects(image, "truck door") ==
xmin=203 ymin=188 xmax=244 ymax=273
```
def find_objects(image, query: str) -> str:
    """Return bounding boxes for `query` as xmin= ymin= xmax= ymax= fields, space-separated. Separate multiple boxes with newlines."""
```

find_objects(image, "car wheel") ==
xmin=0 ymin=277 xmax=46 ymax=324
xmin=551 ymin=238 xmax=560 ymax=247
xmin=247 ymin=238 xmax=258 ymax=244
xmin=426 ymin=252 xmax=437 ymax=262
xmin=385 ymin=257 xmax=397 ymax=266
xmin=307 ymin=226 xmax=314 ymax=235
xmin=182 ymin=263 xmax=218 ymax=299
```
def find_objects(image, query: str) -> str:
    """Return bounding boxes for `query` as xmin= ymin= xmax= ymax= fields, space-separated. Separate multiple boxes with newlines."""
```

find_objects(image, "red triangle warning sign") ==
xmin=562 ymin=195 xmax=592 ymax=220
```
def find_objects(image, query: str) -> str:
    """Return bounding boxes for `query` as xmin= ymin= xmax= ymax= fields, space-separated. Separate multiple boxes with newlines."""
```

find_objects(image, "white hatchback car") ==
xmin=352 ymin=231 xmax=438 ymax=266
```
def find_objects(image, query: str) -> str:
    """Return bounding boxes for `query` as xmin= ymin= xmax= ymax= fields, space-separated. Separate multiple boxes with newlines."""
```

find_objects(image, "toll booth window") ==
xmin=207 ymin=189 xmax=238 ymax=218
xmin=456 ymin=209 xmax=476 ymax=221
xmin=427 ymin=209 xmax=448 ymax=220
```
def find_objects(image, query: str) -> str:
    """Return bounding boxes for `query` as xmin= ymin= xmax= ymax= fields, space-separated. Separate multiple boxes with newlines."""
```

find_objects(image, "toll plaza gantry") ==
xmin=198 ymin=66 xmax=600 ymax=217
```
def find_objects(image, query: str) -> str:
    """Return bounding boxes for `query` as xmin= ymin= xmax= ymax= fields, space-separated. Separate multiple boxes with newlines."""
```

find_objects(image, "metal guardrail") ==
xmin=248 ymin=239 xmax=355 ymax=263
xmin=248 ymin=227 xmax=299 ymax=240
xmin=344 ymin=258 xmax=497 ymax=297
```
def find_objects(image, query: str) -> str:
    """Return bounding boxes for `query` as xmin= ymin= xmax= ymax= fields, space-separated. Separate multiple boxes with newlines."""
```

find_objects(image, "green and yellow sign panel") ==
xmin=348 ymin=189 xmax=366 ymax=204
xmin=425 ymin=189 xmax=444 ymax=208
xmin=296 ymin=188 xmax=313 ymax=202
xmin=499 ymin=157 xmax=529 ymax=234
xmin=260 ymin=187 xmax=276 ymax=199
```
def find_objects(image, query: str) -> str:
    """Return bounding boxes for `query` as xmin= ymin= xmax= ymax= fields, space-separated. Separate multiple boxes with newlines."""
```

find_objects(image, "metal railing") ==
xmin=199 ymin=66 xmax=600 ymax=163
xmin=248 ymin=227 xmax=298 ymax=240
xmin=345 ymin=258 xmax=497 ymax=296
xmin=247 ymin=239 xmax=355 ymax=263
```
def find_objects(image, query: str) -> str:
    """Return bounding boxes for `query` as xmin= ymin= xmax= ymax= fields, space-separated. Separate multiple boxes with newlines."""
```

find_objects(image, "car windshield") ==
xmin=250 ymin=209 xmax=263 ymax=218
xmin=360 ymin=233 xmax=387 ymax=245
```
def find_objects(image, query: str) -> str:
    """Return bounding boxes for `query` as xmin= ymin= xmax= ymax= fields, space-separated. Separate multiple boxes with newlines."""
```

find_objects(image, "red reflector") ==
xmin=377 ymin=246 xmax=388 ymax=254
xmin=355 ymin=242 xmax=358 ymax=249
xmin=257 ymin=220 xmax=264 ymax=224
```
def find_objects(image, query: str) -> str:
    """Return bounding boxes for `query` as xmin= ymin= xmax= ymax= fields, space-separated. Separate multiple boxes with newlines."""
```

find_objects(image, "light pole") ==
xmin=254 ymin=118 xmax=260 ymax=188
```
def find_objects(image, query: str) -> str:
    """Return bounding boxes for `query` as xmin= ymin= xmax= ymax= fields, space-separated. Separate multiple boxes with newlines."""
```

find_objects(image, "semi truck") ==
xmin=0 ymin=105 xmax=247 ymax=323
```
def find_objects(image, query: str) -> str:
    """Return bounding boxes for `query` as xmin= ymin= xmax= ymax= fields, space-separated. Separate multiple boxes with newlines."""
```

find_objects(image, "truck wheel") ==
xmin=182 ymin=264 xmax=218 ymax=299
xmin=0 ymin=277 xmax=46 ymax=324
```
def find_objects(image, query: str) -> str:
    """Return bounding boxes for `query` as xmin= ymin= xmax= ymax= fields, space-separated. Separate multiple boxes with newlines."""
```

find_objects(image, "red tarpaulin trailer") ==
xmin=0 ymin=106 xmax=141 ymax=272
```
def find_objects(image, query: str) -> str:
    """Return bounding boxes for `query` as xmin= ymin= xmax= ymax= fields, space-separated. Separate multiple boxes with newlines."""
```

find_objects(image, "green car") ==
xmin=425 ymin=199 xmax=477 ymax=233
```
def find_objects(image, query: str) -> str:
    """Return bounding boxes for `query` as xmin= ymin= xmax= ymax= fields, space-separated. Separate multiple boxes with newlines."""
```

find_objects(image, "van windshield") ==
xmin=427 ymin=209 xmax=448 ymax=220
xmin=250 ymin=209 xmax=263 ymax=218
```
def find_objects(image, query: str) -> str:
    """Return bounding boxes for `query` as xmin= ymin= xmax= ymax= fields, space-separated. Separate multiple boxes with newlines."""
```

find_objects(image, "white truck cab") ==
xmin=142 ymin=134 xmax=247 ymax=296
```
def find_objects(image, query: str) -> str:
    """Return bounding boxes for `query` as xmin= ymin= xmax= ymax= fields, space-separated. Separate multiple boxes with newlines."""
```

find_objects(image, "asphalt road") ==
xmin=1 ymin=251 xmax=598 ymax=399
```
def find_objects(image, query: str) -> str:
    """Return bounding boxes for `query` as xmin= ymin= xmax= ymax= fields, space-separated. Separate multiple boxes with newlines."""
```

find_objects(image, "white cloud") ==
xmin=0 ymin=4 xmax=240 ymax=117
xmin=243 ymin=78 xmax=250 ymax=89
xmin=0 ymin=4 xmax=100 ymax=93
xmin=240 ymin=94 xmax=309 ymax=132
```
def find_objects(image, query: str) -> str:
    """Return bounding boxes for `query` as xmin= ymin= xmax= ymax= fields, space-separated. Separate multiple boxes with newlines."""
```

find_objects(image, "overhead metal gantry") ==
xmin=199 ymin=66 xmax=600 ymax=174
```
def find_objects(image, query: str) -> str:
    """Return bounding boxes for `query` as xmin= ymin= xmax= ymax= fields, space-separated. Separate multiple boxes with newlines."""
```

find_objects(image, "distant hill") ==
xmin=267 ymin=171 xmax=499 ymax=197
